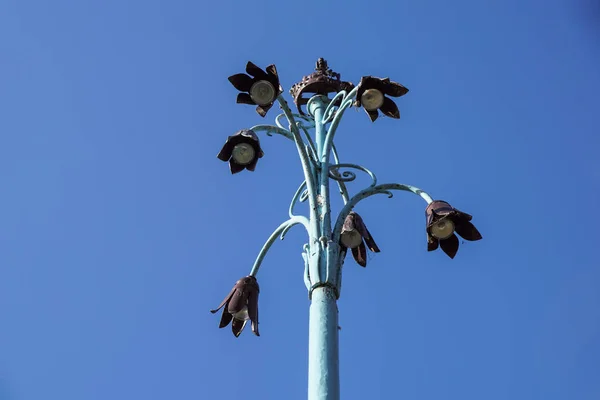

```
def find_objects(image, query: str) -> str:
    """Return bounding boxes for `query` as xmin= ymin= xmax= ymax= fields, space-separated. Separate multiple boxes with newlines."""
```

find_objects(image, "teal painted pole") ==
xmin=308 ymin=286 xmax=340 ymax=400
xmin=307 ymin=96 xmax=340 ymax=400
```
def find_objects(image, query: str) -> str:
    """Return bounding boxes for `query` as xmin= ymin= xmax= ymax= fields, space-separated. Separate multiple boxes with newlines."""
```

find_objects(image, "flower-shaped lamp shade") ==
xmin=210 ymin=276 xmax=260 ymax=337
xmin=340 ymin=212 xmax=381 ymax=267
xmin=425 ymin=200 xmax=482 ymax=259
xmin=217 ymin=129 xmax=264 ymax=174
xmin=354 ymin=76 xmax=409 ymax=122
xmin=228 ymin=61 xmax=283 ymax=117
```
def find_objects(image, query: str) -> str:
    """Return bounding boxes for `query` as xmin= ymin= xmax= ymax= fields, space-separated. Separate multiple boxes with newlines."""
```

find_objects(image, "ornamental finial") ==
xmin=289 ymin=58 xmax=354 ymax=115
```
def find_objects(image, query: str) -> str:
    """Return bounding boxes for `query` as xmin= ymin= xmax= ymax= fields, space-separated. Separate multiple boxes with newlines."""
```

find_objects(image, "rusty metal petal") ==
xmin=383 ymin=80 xmax=409 ymax=97
xmin=454 ymin=221 xmax=482 ymax=241
xmin=231 ymin=318 xmax=247 ymax=337
xmin=427 ymin=235 xmax=439 ymax=251
xmin=218 ymin=309 xmax=233 ymax=328
xmin=440 ymin=234 xmax=459 ymax=259
xmin=379 ymin=97 xmax=400 ymax=119
xmin=351 ymin=212 xmax=367 ymax=236
xmin=245 ymin=157 xmax=259 ymax=172
xmin=256 ymin=102 xmax=274 ymax=117
xmin=356 ymin=76 xmax=385 ymax=100
xmin=210 ymin=286 xmax=236 ymax=313
xmin=365 ymin=108 xmax=379 ymax=122
xmin=265 ymin=64 xmax=278 ymax=78
xmin=227 ymin=286 xmax=249 ymax=314
xmin=228 ymin=73 xmax=253 ymax=92
xmin=342 ymin=212 xmax=356 ymax=231
xmin=454 ymin=209 xmax=473 ymax=221
xmin=217 ymin=140 xmax=234 ymax=162
xmin=352 ymin=213 xmax=380 ymax=252
xmin=265 ymin=64 xmax=282 ymax=94
xmin=236 ymin=92 xmax=255 ymax=105
xmin=217 ymin=134 xmax=244 ymax=162
xmin=247 ymin=289 xmax=260 ymax=337
xmin=363 ymin=227 xmax=380 ymax=253
xmin=229 ymin=159 xmax=245 ymax=174
xmin=245 ymin=61 xmax=268 ymax=80
xmin=351 ymin=241 xmax=368 ymax=267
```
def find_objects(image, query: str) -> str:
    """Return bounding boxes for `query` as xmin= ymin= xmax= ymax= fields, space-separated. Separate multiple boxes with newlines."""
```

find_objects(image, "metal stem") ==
xmin=306 ymin=95 xmax=340 ymax=400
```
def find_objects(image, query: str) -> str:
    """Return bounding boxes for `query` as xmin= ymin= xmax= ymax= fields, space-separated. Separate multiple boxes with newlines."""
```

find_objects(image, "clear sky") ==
xmin=1 ymin=0 xmax=599 ymax=399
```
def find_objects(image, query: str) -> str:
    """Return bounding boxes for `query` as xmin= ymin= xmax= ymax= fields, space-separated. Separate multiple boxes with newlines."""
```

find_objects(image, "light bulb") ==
xmin=361 ymin=89 xmax=384 ymax=111
xmin=249 ymin=80 xmax=276 ymax=106
xmin=232 ymin=143 xmax=255 ymax=165
xmin=431 ymin=219 xmax=455 ymax=240
xmin=341 ymin=229 xmax=363 ymax=248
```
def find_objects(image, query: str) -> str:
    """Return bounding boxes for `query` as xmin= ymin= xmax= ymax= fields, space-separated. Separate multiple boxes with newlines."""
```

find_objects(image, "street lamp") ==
xmin=217 ymin=129 xmax=264 ymax=174
xmin=212 ymin=58 xmax=482 ymax=400
xmin=340 ymin=211 xmax=380 ymax=267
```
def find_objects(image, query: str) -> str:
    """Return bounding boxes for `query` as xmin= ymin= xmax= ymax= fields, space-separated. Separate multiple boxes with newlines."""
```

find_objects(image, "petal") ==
xmin=265 ymin=64 xmax=278 ymax=78
xmin=256 ymin=103 xmax=274 ymax=117
xmin=353 ymin=213 xmax=380 ymax=252
xmin=427 ymin=235 xmax=439 ymax=251
xmin=265 ymin=64 xmax=282 ymax=92
xmin=228 ymin=73 xmax=253 ymax=92
xmin=343 ymin=212 xmax=356 ymax=231
xmin=351 ymin=213 xmax=367 ymax=236
xmin=245 ymin=156 xmax=259 ymax=172
xmin=454 ymin=221 xmax=482 ymax=241
xmin=454 ymin=209 xmax=473 ymax=221
xmin=232 ymin=318 xmax=247 ymax=337
xmin=245 ymin=140 xmax=263 ymax=171
xmin=210 ymin=286 xmax=236 ymax=313
xmin=218 ymin=308 xmax=233 ymax=328
xmin=365 ymin=108 xmax=379 ymax=122
xmin=246 ymin=61 xmax=268 ymax=80
xmin=229 ymin=159 xmax=245 ymax=174
xmin=363 ymin=228 xmax=380 ymax=253
xmin=351 ymin=241 xmax=368 ymax=267
xmin=440 ymin=234 xmax=459 ymax=259
xmin=227 ymin=288 xmax=249 ymax=314
xmin=357 ymin=76 xmax=384 ymax=97
xmin=237 ymin=92 xmax=255 ymax=105
xmin=216 ymin=141 xmax=234 ymax=162
xmin=247 ymin=288 xmax=260 ymax=337
xmin=380 ymin=97 xmax=400 ymax=119
xmin=216 ymin=134 xmax=245 ymax=162
xmin=384 ymin=80 xmax=409 ymax=97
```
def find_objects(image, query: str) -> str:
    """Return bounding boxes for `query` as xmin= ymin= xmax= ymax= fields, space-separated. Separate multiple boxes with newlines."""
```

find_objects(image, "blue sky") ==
xmin=1 ymin=0 xmax=599 ymax=399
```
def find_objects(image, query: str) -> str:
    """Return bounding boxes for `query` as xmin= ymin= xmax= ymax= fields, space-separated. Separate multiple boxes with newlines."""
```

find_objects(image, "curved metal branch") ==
xmin=322 ymin=90 xmax=347 ymax=124
xmin=328 ymin=163 xmax=378 ymax=187
xmin=289 ymin=180 xmax=310 ymax=218
xmin=272 ymin=114 xmax=318 ymax=162
xmin=332 ymin=183 xmax=434 ymax=244
xmin=296 ymin=123 xmax=318 ymax=162
xmin=276 ymin=96 xmax=319 ymax=238
xmin=321 ymin=86 xmax=359 ymax=162
xmin=251 ymin=124 xmax=294 ymax=141
xmin=249 ymin=216 xmax=311 ymax=277
xmin=331 ymin=144 xmax=349 ymax=204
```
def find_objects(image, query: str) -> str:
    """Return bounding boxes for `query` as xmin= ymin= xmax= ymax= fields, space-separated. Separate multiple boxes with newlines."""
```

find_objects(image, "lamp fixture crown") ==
xmin=289 ymin=58 xmax=354 ymax=114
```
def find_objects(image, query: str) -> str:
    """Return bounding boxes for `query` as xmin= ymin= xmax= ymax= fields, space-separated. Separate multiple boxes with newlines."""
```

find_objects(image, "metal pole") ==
xmin=308 ymin=286 xmax=340 ymax=400
xmin=307 ymin=96 xmax=340 ymax=400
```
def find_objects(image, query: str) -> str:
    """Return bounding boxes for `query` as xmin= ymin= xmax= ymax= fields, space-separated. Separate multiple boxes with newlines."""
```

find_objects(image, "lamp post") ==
xmin=211 ymin=58 xmax=482 ymax=400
